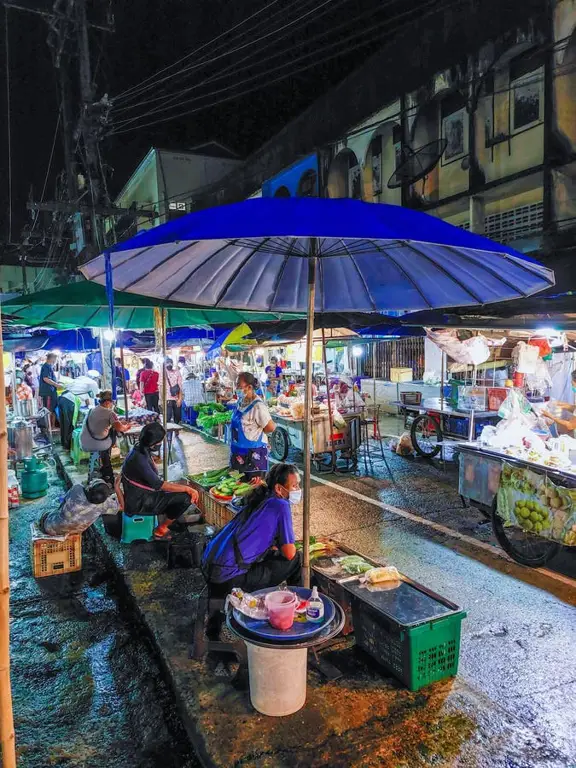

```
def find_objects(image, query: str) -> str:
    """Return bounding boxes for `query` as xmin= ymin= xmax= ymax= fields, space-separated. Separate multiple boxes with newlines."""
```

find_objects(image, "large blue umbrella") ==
xmin=81 ymin=197 xmax=555 ymax=584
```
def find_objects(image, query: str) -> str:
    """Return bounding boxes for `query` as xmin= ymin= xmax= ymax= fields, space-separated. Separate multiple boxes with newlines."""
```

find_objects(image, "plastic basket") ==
xmin=352 ymin=600 xmax=466 ymax=691
xmin=30 ymin=523 xmax=82 ymax=578
xmin=400 ymin=391 xmax=422 ymax=406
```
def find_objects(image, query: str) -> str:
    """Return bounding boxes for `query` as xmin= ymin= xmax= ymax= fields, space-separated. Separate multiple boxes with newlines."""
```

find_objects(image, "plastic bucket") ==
xmin=265 ymin=591 xmax=297 ymax=630
xmin=246 ymin=642 xmax=307 ymax=716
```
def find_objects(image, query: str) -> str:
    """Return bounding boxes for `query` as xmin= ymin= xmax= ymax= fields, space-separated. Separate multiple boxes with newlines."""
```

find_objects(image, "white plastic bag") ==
xmin=167 ymin=462 xmax=184 ymax=482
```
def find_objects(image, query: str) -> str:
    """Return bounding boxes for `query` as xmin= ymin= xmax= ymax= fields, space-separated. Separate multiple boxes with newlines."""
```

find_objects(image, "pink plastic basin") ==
xmin=265 ymin=591 xmax=298 ymax=631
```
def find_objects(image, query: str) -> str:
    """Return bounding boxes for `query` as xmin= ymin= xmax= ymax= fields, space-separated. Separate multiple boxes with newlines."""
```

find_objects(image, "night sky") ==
xmin=0 ymin=0 xmax=423 ymax=245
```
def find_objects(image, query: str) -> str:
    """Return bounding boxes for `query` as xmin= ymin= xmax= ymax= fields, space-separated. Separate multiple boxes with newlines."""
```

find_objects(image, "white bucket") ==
xmin=246 ymin=642 xmax=308 ymax=716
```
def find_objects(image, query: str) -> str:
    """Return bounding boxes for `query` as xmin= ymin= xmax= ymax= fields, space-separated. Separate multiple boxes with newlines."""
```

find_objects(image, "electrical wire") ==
xmin=110 ymin=0 xmax=448 ymax=134
xmin=5 ymin=6 xmax=12 ymax=243
xmin=113 ymin=0 xmax=355 ymax=115
xmin=114 ymin=0 xmax=288 ymax=102
xmin=114 ymin=0 xmax=408 ymax=120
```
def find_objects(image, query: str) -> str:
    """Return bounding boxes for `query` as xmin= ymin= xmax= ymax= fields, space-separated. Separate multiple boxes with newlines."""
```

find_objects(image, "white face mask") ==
xmin=289 ymin=489 xmax=302 ymax=505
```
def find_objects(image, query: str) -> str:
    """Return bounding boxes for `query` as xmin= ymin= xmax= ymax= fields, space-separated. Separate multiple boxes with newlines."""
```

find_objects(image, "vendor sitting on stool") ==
xmin=118 ymin=422 xmax=199 ymax=541
xmin=230 ymin=372 xmax=276 ymax=481
xmin=201 ymin=463 xmax=302 ymax=591
xmin=39 ymin=479 xmax=118 ymax=536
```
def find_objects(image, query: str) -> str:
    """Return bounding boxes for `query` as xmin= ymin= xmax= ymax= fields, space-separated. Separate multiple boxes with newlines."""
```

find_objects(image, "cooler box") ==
xmin=390 ymin=368 xmax=413 ymax=383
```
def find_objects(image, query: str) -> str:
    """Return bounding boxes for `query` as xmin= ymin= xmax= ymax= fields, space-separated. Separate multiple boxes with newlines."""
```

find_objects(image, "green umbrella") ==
xmin=2 ymin=282 xmax=303 ymax=329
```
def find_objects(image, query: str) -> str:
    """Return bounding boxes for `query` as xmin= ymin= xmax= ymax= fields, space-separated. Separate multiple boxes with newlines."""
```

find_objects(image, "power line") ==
xmin=114 ymin=0 xmax=287 ymax=102
xmin=5 ymin=6 xmax=12 ymax=243
xmin=113 ymin=0 xmax=405 ymax=121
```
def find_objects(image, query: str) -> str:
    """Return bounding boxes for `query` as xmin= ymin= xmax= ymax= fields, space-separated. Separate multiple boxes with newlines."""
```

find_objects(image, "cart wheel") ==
xmin=270 ymin=427 xmax=289 ymax=461
xmin=491 ymin=499 xmax=560 ymax=567
xmin=410 ymin=414 xmax=442 ymax=458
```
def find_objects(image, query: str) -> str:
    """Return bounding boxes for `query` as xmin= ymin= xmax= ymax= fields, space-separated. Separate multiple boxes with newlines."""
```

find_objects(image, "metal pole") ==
xmin=0 ymin=308 xmax=17 ymax=768
xmin=302 ymin=239 xmax=317 ymax=589
xmin=161 ymin=309 xmax=168 ymax=479
xmin=372 ymin=341 xmax=377 ymax=437
xmin=440 ymin=352 xmax=445 ymax=411
xmin=119 ymin=335 xmax=129 ymax=417
xmin=322 ymin=325 xmax=336 ymax=471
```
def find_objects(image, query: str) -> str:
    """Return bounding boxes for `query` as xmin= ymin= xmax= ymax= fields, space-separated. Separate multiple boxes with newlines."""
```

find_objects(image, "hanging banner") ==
xmin=497 ymin=462 xmax=576 ymax=546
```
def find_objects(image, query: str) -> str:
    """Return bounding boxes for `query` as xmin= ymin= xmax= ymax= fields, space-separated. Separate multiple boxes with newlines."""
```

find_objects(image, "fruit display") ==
xmin=513 ymin=499 xmax=550 ymax=534
xmin=537 ymin=483 xmax=570 ymax=512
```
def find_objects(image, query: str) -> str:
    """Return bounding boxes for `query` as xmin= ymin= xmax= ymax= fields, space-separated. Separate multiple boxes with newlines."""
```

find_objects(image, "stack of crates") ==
xmin=30 ymin=523 xmax=82 ymax=578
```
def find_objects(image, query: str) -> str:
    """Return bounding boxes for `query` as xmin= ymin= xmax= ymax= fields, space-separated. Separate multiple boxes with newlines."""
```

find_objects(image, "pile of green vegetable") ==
xmin=187 ymin=467 xmax=253 ymax=498
xmin=188 ymin=466 xmax=230 ymax=489
xmin=194 ymin=402 xmax=232 ymax=430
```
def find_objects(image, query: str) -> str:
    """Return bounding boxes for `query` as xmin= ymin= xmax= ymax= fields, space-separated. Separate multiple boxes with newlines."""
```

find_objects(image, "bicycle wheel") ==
xmin=410 ymin=414 xmax=443 ymax=458
xmin=270 ymin=426 xmax=290 ymax=461
xmin=491 ymin=499 xmax=560 ymax=567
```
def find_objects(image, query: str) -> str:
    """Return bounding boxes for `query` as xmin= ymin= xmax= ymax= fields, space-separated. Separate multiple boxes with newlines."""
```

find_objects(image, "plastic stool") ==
xmin=120 ymin=513 xmax=158 ymax=544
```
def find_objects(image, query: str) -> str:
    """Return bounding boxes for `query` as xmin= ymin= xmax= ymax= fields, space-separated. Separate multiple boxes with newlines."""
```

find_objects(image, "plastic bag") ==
xmin=167 ymin=462 xmax=184 ymax=482
xmin=396 ymin=432 xmax=413 ymax=456
xmin=513 ymin=342 xmax=540 ymax=374
xmin=226 ymin=588 xmax=268 ymax=619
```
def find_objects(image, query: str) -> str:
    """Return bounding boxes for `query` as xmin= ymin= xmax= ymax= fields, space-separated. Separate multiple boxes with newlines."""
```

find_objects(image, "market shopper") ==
xmin=39 ymin=353 xmax=59 ymax=424
xmin=201 ymin=462 xmax=302 ymax=590
xmin=118 ymin=422 xmax=199 ymax=540
xmin=39 ymin=479 xmax=118 ymax=536
xmin=265 ymin=356 xmax=283 ymax=397
xmin=164 ymin=358 xmax=183 ymax=423
xmin=230 ymin=371 xmax=276 ymax=480
xmin=114 ymin=357 xmax=130 ymax=392
xmin=140 ymin=358 xmax=160 ymax=412
xmin=80 ymin=390 xmax=133 ymax=485
xmin=57 ymin=371 xmax=100 ymax=450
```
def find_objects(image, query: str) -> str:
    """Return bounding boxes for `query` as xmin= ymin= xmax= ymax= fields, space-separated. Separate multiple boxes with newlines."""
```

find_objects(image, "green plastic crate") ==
xmin=352 ymin=601 xmax=466 ymax=691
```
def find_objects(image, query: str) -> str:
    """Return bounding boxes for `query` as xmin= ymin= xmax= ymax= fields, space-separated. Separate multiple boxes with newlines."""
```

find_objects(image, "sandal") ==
xmin=153 ymin=529 xmax=173 ymax=541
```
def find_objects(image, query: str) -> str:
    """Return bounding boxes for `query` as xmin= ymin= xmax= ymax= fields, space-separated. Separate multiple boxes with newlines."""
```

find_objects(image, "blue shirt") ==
xmin=202 ymin=496 xmax=295 ymax=583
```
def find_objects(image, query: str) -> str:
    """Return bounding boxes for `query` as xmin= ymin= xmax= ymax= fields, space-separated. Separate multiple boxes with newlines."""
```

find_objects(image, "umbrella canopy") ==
xmin=80 ymin=197 xmax=555 ymax=588
xmin=80 ymin=198 xmax=554 ymax=311
xmin=2 ymin=281 xmax=303 ymax=329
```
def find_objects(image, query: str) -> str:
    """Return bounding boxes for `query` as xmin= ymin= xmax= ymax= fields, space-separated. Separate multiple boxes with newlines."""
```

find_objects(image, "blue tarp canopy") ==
xmin=81 ymin=198 xmax=554 ymax=313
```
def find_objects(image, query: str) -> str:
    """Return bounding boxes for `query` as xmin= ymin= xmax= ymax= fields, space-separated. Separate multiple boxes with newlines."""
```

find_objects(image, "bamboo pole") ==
xmin=161 ymin=309 xmax=168 ymax=479
xmin=119 ymin=336 xmax=129 ymax=418
xmin=302 ymin=240 xmax=317 ymax=589
xmin=0 ymin=308 xmax=17 ymax=768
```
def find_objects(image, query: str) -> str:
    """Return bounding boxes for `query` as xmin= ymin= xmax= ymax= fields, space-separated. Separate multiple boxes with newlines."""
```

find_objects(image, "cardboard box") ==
xmin=390 ymin=368 xmax=413 ymax=383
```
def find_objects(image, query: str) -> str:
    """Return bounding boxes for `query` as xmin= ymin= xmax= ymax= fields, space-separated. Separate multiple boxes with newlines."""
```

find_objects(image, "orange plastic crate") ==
xmin=30 ymin=523 xmax=82 ymax=578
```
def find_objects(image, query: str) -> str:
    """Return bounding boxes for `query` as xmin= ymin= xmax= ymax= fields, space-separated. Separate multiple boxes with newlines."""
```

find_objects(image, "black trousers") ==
xmin=58 ymin=396 xmax=75 ymax=450
xmin=99 ymin=449 xmax=114 ymax=485
xmin=128 ymin=490 xmax=191 ymax=521
xmin=145 ymin=392 xmax=160 ymax=413
xmin=217 ymin=550 xmax=302 ymax=592
xmin=166 ymin=400 xmax=181 ymax=424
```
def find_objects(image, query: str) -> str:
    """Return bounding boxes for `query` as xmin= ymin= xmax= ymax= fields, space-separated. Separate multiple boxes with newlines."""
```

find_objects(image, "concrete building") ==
xmin=112 ymin=142 xmax=241 ymax=237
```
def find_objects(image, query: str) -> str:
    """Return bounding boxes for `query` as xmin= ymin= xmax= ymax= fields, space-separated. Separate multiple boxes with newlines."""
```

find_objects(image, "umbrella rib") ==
xmin=127 ymin=307 xmax=136 ymax=328
xmin=270 ymin=238 xmax=299 ymax=311
xmin=83 ymin=307 xmax=103 ymax=326
xmin=123 ymin=241 xmax=198 ymax=293
xmin=367 ymin=239 xmax=434 ymax=309
xmin=402 ymin=242 xmax=484 ymax=304
xmin=442 ymin=245 xmax=539 ymax=298
xmin=339 ymin=239 xmax=378 ymax=312
xmin=42 ymin=307 xmax=65 ymax=322
xmin=164 ymin=241 xmax=236 ymax=300
xmin=89 ymin=246 xmax=156 ymax=281
xmin=213 ymin=237 xmax=273 ymax=307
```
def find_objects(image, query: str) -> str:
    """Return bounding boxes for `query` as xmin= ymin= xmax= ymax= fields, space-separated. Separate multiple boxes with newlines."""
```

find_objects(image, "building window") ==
xmin=457 ymin=201 xmax=543 ymax=243
xmin=510 ymin=49 xmax=544 ymax=133
xmin=167 ymin=201 xmax=187 ymax=221
xmin=440 ymin=93 xmax=468 ymax=164
xmin=297 ymin=170 xmax=317 ymax=197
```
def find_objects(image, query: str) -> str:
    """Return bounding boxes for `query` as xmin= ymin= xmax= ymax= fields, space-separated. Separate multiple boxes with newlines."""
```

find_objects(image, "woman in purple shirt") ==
xmin=202 ymin=463 xmax=302 ymax=591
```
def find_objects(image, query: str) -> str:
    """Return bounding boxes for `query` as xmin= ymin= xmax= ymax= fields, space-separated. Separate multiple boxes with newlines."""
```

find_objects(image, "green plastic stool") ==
xmin=71 ymin=427 xmax=90 ymax=466
xmin=120 ymin=513 xmax=158 ymax=544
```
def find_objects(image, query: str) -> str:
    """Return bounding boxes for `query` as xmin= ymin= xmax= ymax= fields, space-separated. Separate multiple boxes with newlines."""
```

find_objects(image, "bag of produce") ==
xmin=365 ymin=566 xmax=401 ymax=584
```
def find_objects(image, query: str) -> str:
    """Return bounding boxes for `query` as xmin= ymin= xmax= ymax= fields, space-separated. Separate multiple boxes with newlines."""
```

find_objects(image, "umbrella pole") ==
xmin=161 ymin=309 xmax=168 ymax=479
xmin=322 ymin=326 xmax=336 ymax=471
xmin=0 ymin=312 xmax=16 ymax=768
xmin=302 ymin=239 xmax=317 ymax=590
xmin=119 ymin=336 xmax=129 ymax=418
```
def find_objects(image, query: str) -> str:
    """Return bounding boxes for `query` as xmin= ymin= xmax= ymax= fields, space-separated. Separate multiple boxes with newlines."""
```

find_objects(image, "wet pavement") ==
xmin=8 ymin=470 xmax=199 ymax=768
xmin=13 ymin=429 xmax=576 ymax=767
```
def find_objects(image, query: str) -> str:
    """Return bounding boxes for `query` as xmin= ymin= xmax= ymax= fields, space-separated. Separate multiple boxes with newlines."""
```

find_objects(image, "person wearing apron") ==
xmin=230 ymin=372 xmax=276 ymax=480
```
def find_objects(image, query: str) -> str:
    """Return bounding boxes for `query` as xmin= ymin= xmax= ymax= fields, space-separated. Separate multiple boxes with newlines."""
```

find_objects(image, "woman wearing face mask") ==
xmin=164 ymin=358 xmax=183 ymax=424
xmin=542 ymin=370 xmax=576 ymax=436
xmin=201 ymin=463 xmax=302 ymax=591
xmin=230 ymin=372 xmax=276 ymax=480
xmin=118 ymin=422 xmax=199 ymax=540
